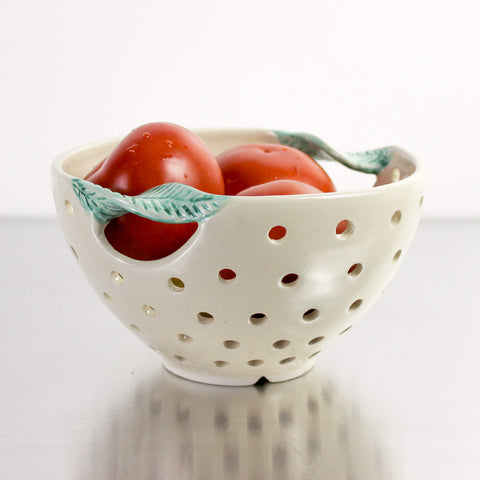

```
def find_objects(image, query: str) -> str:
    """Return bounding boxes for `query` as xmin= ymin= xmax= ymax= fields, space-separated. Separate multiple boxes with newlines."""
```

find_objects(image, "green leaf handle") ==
xmin=71 ymin=179 xmax=229 ymax=224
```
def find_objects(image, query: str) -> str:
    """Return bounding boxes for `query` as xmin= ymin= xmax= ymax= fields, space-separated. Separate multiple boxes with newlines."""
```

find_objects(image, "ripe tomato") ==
xmin=217 ymin=143 xmax=336 ymax=195
xmin=237 ymin=179 xmax=348 ymax=234
xmin=86 ymin=122 xmax=225 ymax=196
xmin=236 ymin=179 xmax=323 ymax=196
xmin=85 ymin=122 xmax=225 ymax=261
xmin=103 ymin=214 xmax=198 ymax=261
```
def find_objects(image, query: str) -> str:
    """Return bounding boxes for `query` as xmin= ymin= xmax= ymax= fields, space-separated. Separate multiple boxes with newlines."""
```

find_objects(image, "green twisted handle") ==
xmin=274 ymin=131 xmax=392 ymax=174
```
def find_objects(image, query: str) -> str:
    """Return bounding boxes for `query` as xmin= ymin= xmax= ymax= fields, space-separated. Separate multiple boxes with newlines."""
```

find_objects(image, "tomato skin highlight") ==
xmin=85 ymin=123 xmax=224 ymax=261
xmin=236 ymin=179 xmax=323 ymax=196
xmin=217 ymin=143 xmax=335 ymax=195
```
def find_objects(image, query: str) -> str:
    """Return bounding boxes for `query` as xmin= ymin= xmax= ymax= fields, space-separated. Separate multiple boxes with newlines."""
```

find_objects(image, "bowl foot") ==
xmin=161 ymin=358 xmax=316 ymax=386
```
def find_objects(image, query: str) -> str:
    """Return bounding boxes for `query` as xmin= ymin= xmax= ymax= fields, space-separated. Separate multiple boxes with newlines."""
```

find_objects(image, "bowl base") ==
xmin=161 ymin=358 xmax=316 ymax=386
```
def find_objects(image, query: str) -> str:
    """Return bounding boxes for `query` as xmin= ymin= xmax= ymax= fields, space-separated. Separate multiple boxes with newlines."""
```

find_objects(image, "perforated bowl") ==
xmin=51 ymin=128 xmax=425 ymax=386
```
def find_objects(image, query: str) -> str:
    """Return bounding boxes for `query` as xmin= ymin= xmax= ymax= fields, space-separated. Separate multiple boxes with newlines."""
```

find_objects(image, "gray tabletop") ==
xmin=1 ymin=218 xmax=478 ymax=479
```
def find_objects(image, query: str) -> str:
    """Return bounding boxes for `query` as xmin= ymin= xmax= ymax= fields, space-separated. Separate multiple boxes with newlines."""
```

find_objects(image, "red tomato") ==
xmin=238 ymin=180 xmax=348 ymax=234
xmin=85 ymin=122 xmax=224 ymax=261
xmin=236 ymin=179 xmax=323 ymax=196
xmin=103 ymin=214 xmax=198 ymax=261
xmin=86 ymin=122 xmax=224 ymax=196
xmin=217 ymin=143 xmax=335 ymax=195
xmin=336 ymin=220 xmax=349 ymax=235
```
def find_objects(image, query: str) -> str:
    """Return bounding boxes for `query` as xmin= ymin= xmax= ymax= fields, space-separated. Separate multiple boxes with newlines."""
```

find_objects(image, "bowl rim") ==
xmin=52 ymin=128 xmax=425 ymax=201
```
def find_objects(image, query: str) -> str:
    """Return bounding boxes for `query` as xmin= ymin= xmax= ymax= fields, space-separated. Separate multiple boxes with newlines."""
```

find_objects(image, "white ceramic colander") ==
xmin=51 ymin=129 xmax=425 ymax=386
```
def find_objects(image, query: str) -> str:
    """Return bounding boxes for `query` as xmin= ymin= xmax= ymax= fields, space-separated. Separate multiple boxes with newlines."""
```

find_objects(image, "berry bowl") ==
xmin=51 ymin=128 xmax=425 ymax=386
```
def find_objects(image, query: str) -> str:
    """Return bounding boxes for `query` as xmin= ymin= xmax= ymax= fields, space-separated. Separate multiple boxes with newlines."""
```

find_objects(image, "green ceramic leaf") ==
xmin=71 ymin=179 xmax=229 ymax=224
xmin=274 ymin=130 xmax=391 ymax=174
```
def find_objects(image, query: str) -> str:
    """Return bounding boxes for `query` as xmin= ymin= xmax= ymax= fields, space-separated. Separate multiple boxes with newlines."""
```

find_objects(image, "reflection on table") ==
xmin=81 ymin=367 xmax=397 ymax=480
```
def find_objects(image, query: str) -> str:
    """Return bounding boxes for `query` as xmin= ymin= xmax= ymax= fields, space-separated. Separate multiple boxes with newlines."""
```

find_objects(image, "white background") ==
xmin=1 ymin=0 xmax=479 ymax=219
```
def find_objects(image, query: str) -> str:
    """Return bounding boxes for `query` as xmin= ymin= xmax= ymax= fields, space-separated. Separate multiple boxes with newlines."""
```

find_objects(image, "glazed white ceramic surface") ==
xmin=51 ymin=129 xmax=425 ymax=386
